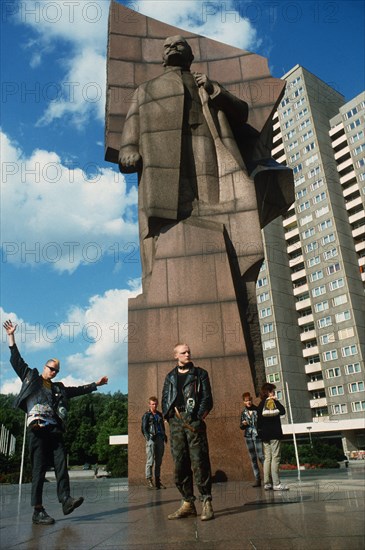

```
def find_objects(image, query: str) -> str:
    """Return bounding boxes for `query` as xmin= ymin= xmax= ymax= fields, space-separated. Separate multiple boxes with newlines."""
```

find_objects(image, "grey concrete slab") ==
xmin=0 ymin=464 xmax=364 ymax=549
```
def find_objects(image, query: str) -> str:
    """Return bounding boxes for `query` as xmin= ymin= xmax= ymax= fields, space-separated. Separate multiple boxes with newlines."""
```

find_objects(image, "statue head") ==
xmin=163 ymin=35 xmax=194 ymax=69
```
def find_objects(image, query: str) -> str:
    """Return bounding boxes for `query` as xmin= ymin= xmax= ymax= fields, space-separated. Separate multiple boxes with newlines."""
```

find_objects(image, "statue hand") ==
xmin=193 ymin=73 xmax=214 ymax=95
xmin=119 ymin=151 xmax=142 ymax=173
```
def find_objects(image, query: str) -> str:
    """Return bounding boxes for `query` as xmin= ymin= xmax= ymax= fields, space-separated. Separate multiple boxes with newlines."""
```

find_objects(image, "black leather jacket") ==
xmin=9 ymin=345 xmax=97 ymax=424
xmin=141 ymin=410 xmax=166 ymax=441
xmin=162 ymin=363 xmax=213 ymax=420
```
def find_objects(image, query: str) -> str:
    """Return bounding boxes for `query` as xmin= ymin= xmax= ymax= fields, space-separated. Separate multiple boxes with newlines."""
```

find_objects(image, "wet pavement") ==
xmin=0 ymin=463 xmax=364 ymax=549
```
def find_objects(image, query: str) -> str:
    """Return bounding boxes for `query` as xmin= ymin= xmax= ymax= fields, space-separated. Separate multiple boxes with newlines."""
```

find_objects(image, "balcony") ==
xmin=353 ymin=225 xmax=365 ymax=238
xmin=349 ymin=209 xmax=365 ymax=225
xmin=337 ymin=157 xmax=353 ymax=174
xmin=300 ymin=329 xmax=317 ymax=341
xmin=334 ymin=145 xmax=350 ymax=162
xmin=291 ymin=268 xmax=306 ymax=282
xmin=298 ymin=313 xmax=314 ymax=325
xmin=346 ymin=196 xmax=363 ymax=211
xmin=272 ymin=142 xmax=285 ymax=157
xmin=285 ymin=227 xmax=300 ymax=241
xmin=329 ymin=122 xmax=344 ymax=138
xmin=283 ymin=213 xmax=298 ymax=228
xmin=343 ymin=183 xmax=360 ymax=197
xmin=307 ymin=379 xmax=325 ymax=391
xmin=293 ymin=283 xmax=309 ymax=296
xmin=302 ymin=345 xmax=319 ymax=357
xmin=310 ymin=397 xmax=328 ymax=408
xmin=296 ymin=298 xmax=312 ymax=311
xmin=355 ymin=240 xmax=365 ymax=252
xmin=340 ymin=170 xmax=356 ymax=185
xmin=305 ymin=362 xmax=322 ymax=374
xmin=289 ymin=254 xmax=304 ymax=268
xmin=331 ymin=133 xmax=347 ymax=150
xmin=287 ymin=240 xmax=302 ymax=254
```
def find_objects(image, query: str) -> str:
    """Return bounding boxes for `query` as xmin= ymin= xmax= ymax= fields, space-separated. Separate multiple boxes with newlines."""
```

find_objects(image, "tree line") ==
xmin=0 ymin=392 xmax=128 ymax=482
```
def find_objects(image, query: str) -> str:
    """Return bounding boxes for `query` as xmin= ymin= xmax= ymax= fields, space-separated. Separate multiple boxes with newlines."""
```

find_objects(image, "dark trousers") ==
xmin=169 ymin=415 xmax=212 ymax=502
xmin=28 ymin=426 xmax=70 ymax=507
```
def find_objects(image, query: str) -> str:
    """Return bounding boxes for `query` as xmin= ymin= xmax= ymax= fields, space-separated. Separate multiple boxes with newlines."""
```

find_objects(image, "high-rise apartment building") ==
xmin=257 ymin=65 xmax=365 ymax=455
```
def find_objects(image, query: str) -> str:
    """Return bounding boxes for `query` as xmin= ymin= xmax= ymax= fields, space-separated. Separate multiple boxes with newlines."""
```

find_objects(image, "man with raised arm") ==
xmin=3 ymin=319 xmax=108 ymax=525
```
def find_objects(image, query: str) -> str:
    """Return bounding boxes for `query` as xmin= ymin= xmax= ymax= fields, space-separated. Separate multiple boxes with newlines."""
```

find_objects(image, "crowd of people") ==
xmin=4 ymin=317 xmax=288 ymax=525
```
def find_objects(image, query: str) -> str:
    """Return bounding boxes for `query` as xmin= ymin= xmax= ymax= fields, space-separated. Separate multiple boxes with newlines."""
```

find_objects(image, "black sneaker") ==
xmin=62 ymin=496 xmax=84 ymax=515
xmin=32 ymin=508 xmax=55 ymax=525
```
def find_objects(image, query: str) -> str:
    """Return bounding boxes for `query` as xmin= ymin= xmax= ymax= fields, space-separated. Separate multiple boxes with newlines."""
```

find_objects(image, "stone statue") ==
xmin=118 ymin=35 xmax=293 ymax=290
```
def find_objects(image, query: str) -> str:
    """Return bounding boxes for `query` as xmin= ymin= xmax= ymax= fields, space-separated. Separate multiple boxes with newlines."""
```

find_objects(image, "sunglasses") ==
xmin=47 ymin=365 xmax=59 ymax=373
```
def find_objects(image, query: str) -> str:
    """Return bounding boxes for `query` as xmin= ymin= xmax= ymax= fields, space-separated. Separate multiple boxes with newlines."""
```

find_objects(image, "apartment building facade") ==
xmin=257 ymin=65 xmax=365 ymax=454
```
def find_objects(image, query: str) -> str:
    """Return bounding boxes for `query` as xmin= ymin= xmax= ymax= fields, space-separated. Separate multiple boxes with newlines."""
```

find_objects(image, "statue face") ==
xmin=163 ymin=35 xmax=193 ymax=68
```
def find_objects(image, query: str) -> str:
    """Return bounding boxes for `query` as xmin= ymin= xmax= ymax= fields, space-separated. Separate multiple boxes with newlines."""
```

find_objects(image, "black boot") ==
xmin=62 ymin=496 xmax=84 ymax=515
xmin=32 ymin=507 xmax=55 ymax=525
xmin=155 ymin=478 xmax=166 ymax=489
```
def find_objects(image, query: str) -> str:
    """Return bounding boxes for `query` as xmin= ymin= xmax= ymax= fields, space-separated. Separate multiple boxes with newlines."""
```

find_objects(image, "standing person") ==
xmin=257 ymin=383 xmax=289 ymax=491
xmin=240 ymin=392 xmax=264 ymax=487
xmin=162 ymin=343 xmax=214 ymax=521
xmin=3 ymin=319 xmax=108 ymax=525
xmin=141 ymin=396 xmax=167 ymax=489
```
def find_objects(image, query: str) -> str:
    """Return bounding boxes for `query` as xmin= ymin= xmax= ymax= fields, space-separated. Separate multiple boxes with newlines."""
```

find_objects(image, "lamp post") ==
xmin=307 ymin=426 xmax=313 ymax=448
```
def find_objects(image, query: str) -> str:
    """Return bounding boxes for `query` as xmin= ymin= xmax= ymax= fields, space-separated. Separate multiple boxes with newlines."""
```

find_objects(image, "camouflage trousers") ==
xmin=168 ymin=414 xmax=212 ymax=502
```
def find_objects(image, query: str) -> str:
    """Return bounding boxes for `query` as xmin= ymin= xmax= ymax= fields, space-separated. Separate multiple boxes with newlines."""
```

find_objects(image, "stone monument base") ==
xmin=128 ymin=219 xmax=260 ymax=484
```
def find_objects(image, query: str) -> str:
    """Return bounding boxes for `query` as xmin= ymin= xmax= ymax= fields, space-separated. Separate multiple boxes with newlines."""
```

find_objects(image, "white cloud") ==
xmin=135 ymin=0 xmax=260 ymax=50
xmin=0 ymin=378 xmax=22 ymax=395
xmin=13 ymin=0 xmax=110 ymax=127
xmin=63 ymin=284 xmax=141 ymax=392
xmin=1 ymin=130 xmax=138 ymax=272
xmin=0 ymin=307 xmax=54 ymax=354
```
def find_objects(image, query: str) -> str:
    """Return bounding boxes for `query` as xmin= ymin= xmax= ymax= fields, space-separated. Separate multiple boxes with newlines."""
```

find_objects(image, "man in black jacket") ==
xmin=162 ymin=343 xmax=214 ymax=521
xmin=3 ymin=319 xmax=108 ymax=525
xmin=141 ymin=396 xmax=166 ymax=489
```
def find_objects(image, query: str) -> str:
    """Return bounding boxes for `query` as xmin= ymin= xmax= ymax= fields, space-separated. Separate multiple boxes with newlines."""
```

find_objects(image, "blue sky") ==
xmin=1 ymin=0 xmax=364 ymax=395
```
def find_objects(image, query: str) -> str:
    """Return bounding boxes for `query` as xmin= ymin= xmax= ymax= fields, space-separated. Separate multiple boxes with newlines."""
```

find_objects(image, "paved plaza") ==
xmin=0 ymin=463 xmax=364 ymax=549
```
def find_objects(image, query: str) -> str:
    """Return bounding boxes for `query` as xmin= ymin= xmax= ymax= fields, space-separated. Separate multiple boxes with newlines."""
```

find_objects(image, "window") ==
xmin=294 ymin=97 xmax=306 ymax=109
xmin=318 ymin=316 xmax=332 ymax=328
xmin=303 ymin=227 xmax=315 ymax=239
xmin=312 ymin=285 xmax=326 ymax=297
xmin=350 ymin=130 xmax=364 ymax=143
xmin=304 ymin=142 xmax=316 ymax=153
xmin=329 ymin=385 xmax=344 ymax=396
xmin=331 ymin=404 xmax=347 ymax=415
xmin=267 ymin=372 xmax=280 ymax=383
xmin=341 ymin=345 xmax=358 ymax=357
xmin=315 ymin=300 xmax=329 ymax=313
xmin=293 ymin=163 xmax=303 ymax=174
xmin=290 ymin=151 xmax=300 ymax=163
xmin=322 ymin=233 xmax=335 ymax=245
xmin=338 ymin=327 xmax=354 ymax=340
xmin=323 ymin=247 xmax=338 ymax=261
xmin=300 ymin=214 xmax=313 ymax=226
xmin=327 ymin=262 xmax=340 ymax=275
xmin=282 ymin=107 xmax=292 ymax=118
xmin=258 ymin=291 xmax=269 ymax=303
xmin=346 ymin=118 xmax=360 ymax=131
xmin=351 ymin=401 xmax=365 ymax=412
xmin=318 ymin=219 xmax=333 ymax=231
xmin=323 ymin=349 xmax=338 ymax=362
xmin=310 ymin=178 xmax=324 ymax=191
xmin=259 ymin=307 xmax=272 ymax=318
xmin=354 ymin=144 xmax=365 ymax=156
xmin=332 ymin=294 xmax=348 ymax=307
xmin=265 ymin=355 xmax=278 ymax=367
xmin=285 ymin=118 xmax=294 ymax=129
xmin=294 ymin=174 xmax=305 ymax=186
xmin=296 ymin=188 xmax=307 ymax=199
xmin=306 ymin=241 xmax=318 ymax=252
xmin=345 ymin=107 xmax=358 ymax=119
xmin=326 ymin=367 xmax=340 ymax=378
xmin=298 ymin=200 xmax=310 ymax=212
xmin=310 ymin=270 xmax=324 ymax=282
xmin=263 ymin=339 xmax=276 ymax=350
xmin=345 ymin=362 xmax=361 ymax=375
xmin=257 ymin=277 xmax=267 ymax=288
xmin=320 ymin=333 xmax=335 ymax=344
xmin=336 ymin=310 xmax=351 ymax=323
xmin=299 ymin=118 xmax=311 ymax=130
xmin=297 ymin=107 xmax=308 ymax=119
xmin=262 ymin=323 xmax=274 ymax=334
xmin=288 ymin=140 xmax=299 ymax=152
xmin=307 ymin=255 xmax=320 ymax=267
xmin=302 ymin=129 xmax=314 ymax=141
xmin=313 ymin=192 xmax=327 ymax=204
xmin=348 ymin=381 xmax=364 ymax=393
xmin=308 ymin=166 xmax=321 ymax=179
xmin=315 ymin=206 xmax=329 ymax=218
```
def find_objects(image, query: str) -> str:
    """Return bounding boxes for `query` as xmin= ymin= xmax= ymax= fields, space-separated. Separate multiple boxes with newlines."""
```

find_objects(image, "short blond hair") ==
xmin=46 ymin=358 xmax=60 ymax=370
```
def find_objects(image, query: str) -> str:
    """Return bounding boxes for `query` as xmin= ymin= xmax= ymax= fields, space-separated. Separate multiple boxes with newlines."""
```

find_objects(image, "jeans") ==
xmin=263 ymin=439 xmax=281 ymax=486
xmin=245 ymin=436 xmax=264 ymax=480
xmin=28 ymin=425 xmax=70 ymax=506
xmin=145 ymin=435 xmax=165 ymax=479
